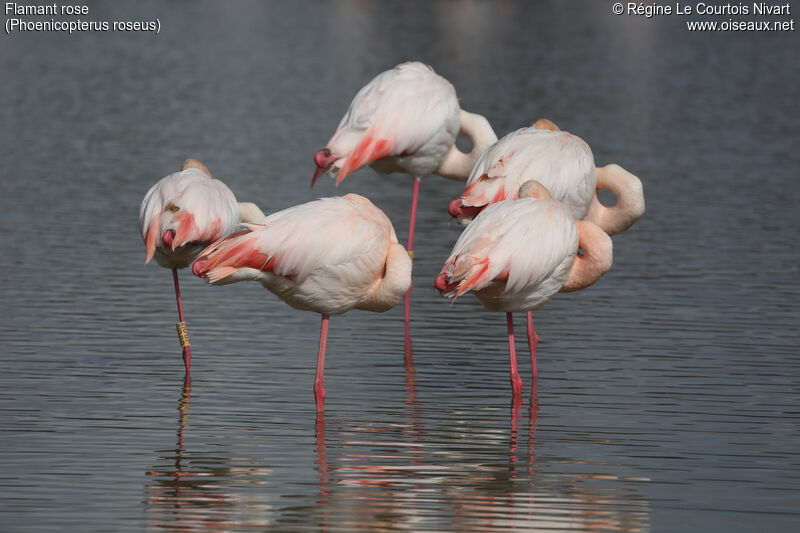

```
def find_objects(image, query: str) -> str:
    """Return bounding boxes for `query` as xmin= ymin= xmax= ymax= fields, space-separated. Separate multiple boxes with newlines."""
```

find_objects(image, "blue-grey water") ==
xmin=1 ymin=1 xmax=798 ymax=531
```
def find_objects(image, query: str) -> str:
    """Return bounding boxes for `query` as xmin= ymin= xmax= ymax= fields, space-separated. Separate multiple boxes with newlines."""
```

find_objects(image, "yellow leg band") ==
xmin=408 ymin=250 xmax=415 ymax=260
xmin=176 ymin=321 xmax=191 ymax=347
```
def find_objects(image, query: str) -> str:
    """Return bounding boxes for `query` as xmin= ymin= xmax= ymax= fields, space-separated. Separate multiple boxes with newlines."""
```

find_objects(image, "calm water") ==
xmin=1 ymin=1 xmax=798 ymax=531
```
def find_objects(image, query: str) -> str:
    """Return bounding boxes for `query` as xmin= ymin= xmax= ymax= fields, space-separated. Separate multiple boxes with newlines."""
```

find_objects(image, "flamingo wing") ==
xmin=460 ymin=128 xmax=596 ymax=220
xmin=440 ymin=199 xmax=578 ymax=300
xmin=325 ymin=62 xmax=460 ymax=183
xmin=195 ymin=194 xmax=394 ymax=290
xmin=139 ymin=168 xmax=239 ymax=263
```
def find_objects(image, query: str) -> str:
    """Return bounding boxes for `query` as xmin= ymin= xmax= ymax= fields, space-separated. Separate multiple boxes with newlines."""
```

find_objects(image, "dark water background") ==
xmin=1 ymin=1 xmax=798 ymax=531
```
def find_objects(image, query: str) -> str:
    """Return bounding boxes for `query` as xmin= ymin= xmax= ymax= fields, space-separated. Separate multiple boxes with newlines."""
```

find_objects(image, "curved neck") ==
xmin=584 ymin=164 xmax=645 ymax=235
xmin=561 ymin=220 xmax=613 ymax=293
xmin=435 ymin=109 xmax=498 ymax=181
xmin=359 ymin=243 xmax=413 ymax=312
xmin=237 ymin=202 xmax=266 ymax=223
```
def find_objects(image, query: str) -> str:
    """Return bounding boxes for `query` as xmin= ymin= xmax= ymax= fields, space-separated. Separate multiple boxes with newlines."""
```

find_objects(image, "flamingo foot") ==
xmin=314 ymin=382 xmax=326 ymax=412
xmin=511 ymin=373 xmax=523 ymax=397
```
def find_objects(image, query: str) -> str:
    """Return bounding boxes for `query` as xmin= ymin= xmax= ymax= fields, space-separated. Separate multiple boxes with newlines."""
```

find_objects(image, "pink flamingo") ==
xmin=312 ymin=61 xmax=497 ymax=322
xmin=435 ymin=181 xmax=613 ymax=397
xmin=446 ymin=122 xmax=642 ymax=366
xmin=139 ymin=159 xmax=263 ymax=374
xmin=448 ymin=120 xmax=645 ymax=235
xmin=191 ymin=194 xmax=412 ymax=411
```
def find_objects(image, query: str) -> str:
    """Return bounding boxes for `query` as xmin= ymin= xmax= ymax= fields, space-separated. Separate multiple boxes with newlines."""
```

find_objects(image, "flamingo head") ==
xmin=181 ymin=158 xmax=212 ymax=177
xmin=531 ymin=118 xmax=560 ymax=131
xmin=311 ymin=148 xmax=339 ymax=188
xmin=517 ymin=180 xmax=552 ymax=200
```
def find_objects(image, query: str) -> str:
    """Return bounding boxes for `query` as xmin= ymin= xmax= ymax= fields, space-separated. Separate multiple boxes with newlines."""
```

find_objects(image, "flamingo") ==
xmin=448 ymin=120 xmax=645 ymax=235
xmin=446 ymin=123 xmax=640 ymax=363
xmin=191 ymin=194 xmax=412 ymax=411
xmin=435 ymin=181 xmax=613 ymax=397
xmin=312 ymin=61 xmax=498 ymax=322
xmin=139 ymin=159 xmax=264 ymax=374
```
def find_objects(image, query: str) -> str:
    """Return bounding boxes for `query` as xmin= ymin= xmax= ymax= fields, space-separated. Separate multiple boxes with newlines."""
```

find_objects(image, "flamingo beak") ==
xmin=311 ymin=148 xmax=337 ymax=188
xmin=448 ymin=199 xmax=485 ymax=221
xmin=448 ymin=199 xmax=464 ymax=218
xmin=192 ymin=257 xmax=208 ymax=278
xmin=162 ymin=229 xmax=176 ymax=250
xmin=311 ymin=165 xmax=328 ymax=188
xmin=434 ymin=272 xmax=459 ymax=293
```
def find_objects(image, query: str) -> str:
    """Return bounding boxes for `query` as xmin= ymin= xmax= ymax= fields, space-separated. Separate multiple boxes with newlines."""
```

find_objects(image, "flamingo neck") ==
xmin=584 ymin=164 xmax=645 ymax=235
xmin=435 ymin=109 xmax=498 ymax=181
xmin=237 ymin=202 xmax=266 ymax=223
xmin=181 ymin=158 xmax=212 ymax=178
xmin=359 ymin=243 xmax=413 ymax=312
xmin=561 ymin=220 xmax=613 ymax=293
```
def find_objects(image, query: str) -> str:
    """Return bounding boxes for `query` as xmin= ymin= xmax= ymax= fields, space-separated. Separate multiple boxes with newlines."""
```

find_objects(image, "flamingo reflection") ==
xmin=145 ymin=377 xmax=273 ymax=529
xmin=313 ymin=381 xmax=649 ymax=531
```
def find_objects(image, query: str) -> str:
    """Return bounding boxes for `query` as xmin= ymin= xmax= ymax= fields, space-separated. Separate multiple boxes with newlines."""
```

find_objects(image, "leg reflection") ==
xmin=528 ymin=378 xmax=540 ymax=483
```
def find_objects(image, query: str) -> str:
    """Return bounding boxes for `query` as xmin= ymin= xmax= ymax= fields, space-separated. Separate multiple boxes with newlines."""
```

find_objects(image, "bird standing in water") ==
xmin=139 ymin=159 xmax=262 ymax=374
xmin=436 ymin=182 xmax=613 ymax=397
xmin=192 ymin=194 xmax=412 ymax=411
xmin=312 ymin=61 xmax=498 ymax=324
xmin=446 ymin=122 xmax=642 ymax=365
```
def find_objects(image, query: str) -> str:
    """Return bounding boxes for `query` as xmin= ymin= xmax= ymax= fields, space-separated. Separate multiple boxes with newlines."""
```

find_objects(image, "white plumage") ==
xmin=191 ymin=193 xmax=413 ymax=411
xmin=139 ymin=166 xmax=240 ymax=268
xmin=323 ymin=62 xmax=461 ymax=181
xmin=193 ymin=194 xmax=412 ymax=316
xmin=439 ymin=198 xmax=579 ymax=312
xmin=436 ymin=182 xmax=613 ymax=395
xmin=312 ymin=61 xmax=498 ymax=323
xmin=457 ymin=127 xmax=596 ymax=222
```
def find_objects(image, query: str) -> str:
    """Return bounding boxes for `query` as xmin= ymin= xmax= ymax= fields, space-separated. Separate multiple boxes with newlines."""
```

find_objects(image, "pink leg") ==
xmin=407 ymin=176 xmax=421 ymax=254
xmin=172 ymin=268 xmax=192 ymax=375
xmin=507 ymin=312 xmax=523 ymax=397
xmin=403 ymin=177 xmax=421 ymax=325
xmin=526 ymin=311 xmax=539 ymax=380
xmin=314 ymin=314 xmax=329 ymax=411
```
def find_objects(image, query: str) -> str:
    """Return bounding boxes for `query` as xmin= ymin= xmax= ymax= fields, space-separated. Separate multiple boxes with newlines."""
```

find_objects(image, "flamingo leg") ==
xmin=403 ymin=177 xmax=421 ymax=325
xmin=526 ymin=311 xmax=539 ymax=380
xmin=314 ymin=314 xmax=329 ymax=411
xmin=507 ymin=312 xmax=523 ymax=397
xmin=171 ymin=268 xmax=192 ymax=375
